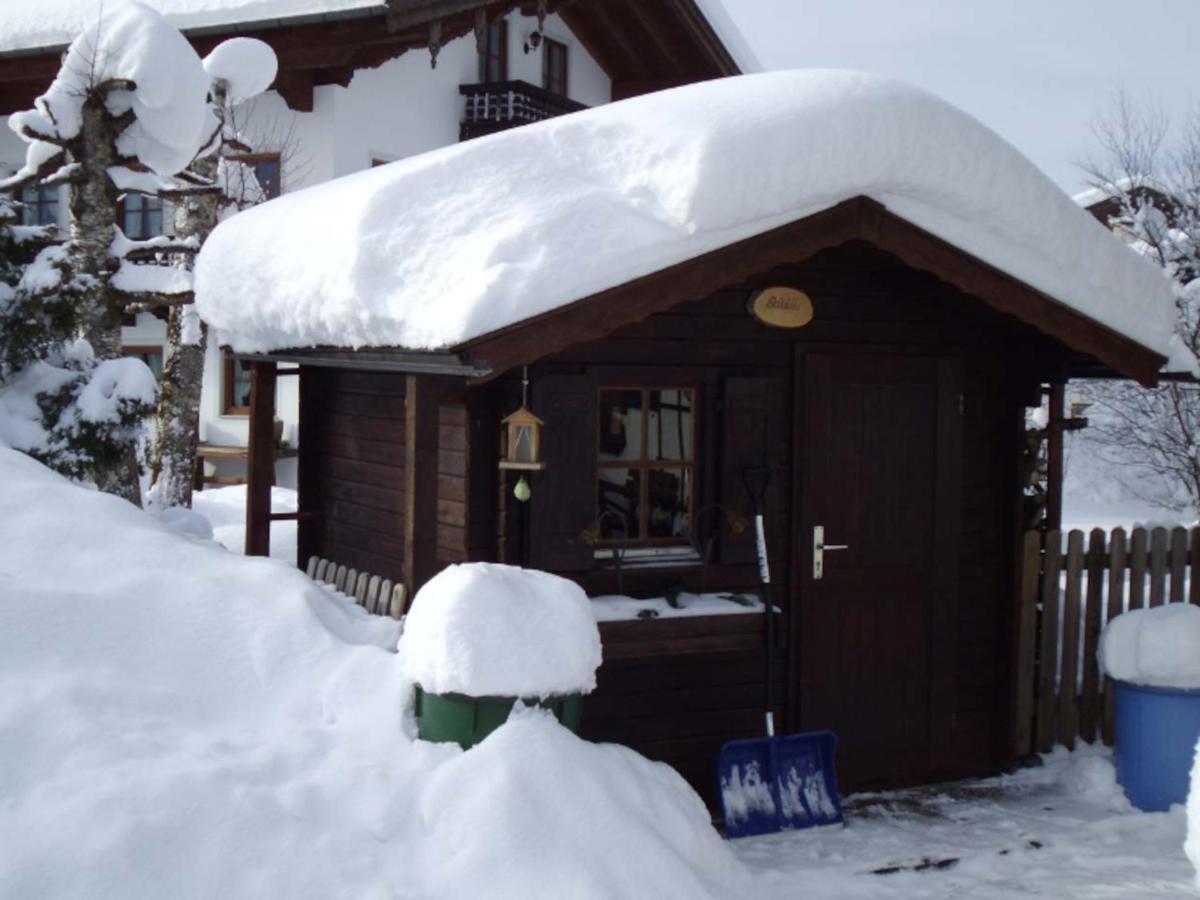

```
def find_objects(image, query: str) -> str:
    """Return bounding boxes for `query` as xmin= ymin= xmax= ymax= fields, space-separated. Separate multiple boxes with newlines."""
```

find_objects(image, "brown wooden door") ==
xmin=795 ymin=351 xmax=960 ymax=788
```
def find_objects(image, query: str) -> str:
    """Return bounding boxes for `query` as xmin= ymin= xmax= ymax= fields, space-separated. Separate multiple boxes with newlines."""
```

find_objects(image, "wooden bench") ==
xmin=305 ymin=556 xmax=408 ymax=620
xmin=194 ymin=442 xmax=299 ymax=490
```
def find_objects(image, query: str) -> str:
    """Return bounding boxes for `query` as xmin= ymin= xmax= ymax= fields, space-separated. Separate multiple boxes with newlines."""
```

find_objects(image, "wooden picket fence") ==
xmin=1014 ymin=526 xmax=1200 ymax=757
xmin=305 ymin=556 xmax=408 ymax=620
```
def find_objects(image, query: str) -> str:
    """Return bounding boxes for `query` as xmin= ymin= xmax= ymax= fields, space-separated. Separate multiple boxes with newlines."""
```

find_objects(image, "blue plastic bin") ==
xmin=1113 ymin=679 xmax=1200 ymax=812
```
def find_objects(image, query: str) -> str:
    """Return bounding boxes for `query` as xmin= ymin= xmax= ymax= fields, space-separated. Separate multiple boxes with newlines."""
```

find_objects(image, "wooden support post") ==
xmin=244 ymin=360 xmax=277 ymax=557
xmin=404 ymin=375 xmax=444 ymax=598
xmin=1045 ymin=383 xmax=1065 ymax=532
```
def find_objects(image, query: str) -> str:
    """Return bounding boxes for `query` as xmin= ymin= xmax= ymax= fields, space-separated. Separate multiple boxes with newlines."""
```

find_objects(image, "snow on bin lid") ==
xmin=1100 ymin=603 xmax=1200 ymax=690
xmin=194 ymin=69 xmax=1175 ymax=359
xmin=397 ymin=563 xmax=602 ymax=699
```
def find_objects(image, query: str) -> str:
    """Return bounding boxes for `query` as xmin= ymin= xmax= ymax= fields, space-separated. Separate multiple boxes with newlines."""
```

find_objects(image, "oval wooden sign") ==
xmin=748 ymin=286 xmax=814 ymax=328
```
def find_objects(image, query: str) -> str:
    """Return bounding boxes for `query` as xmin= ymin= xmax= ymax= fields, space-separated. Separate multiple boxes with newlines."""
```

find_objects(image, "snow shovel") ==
xmin=717 ymin=467 xmax=844 ymax=837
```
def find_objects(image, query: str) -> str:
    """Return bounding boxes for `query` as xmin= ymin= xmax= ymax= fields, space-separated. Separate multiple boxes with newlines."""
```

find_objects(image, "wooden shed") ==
xmin=199 ymin=73 xmax=1173 ymax=809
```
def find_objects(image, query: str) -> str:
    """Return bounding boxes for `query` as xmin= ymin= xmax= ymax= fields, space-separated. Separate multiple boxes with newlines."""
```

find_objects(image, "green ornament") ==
xmin=513 ymin=475 xmax=532 ymax=503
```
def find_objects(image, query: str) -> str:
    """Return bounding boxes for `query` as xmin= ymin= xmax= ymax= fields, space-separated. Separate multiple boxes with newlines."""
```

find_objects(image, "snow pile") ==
xmin=399 ymin=562 xmax=602 ymax=697
xmin=1100 ymin=603 xmax=1200 ymax=689
xmin=422 ymin=705 xmax=748 ymax=899
xmin=203 ymin=37 xmax=278 ymax=104
xmin=195 ymin=70 xmax=1175 ymax=357
xmin=9 ymin=0 xmax=212 ymax=177
xmin=1188 ymin=740 xmax=1200 ymax=890
xmin=192 ymin=483 xmax=299 ymax=562
xmin=0 ymin=443 xmax=754 ymax=898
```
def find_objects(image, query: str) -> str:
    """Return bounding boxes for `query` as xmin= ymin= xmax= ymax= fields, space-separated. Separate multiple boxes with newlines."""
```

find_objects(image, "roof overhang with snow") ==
xmin=0 ymin=0 xmax=748 ymax=114
xmin=194 ymin=70 xmax=1176 ymax=386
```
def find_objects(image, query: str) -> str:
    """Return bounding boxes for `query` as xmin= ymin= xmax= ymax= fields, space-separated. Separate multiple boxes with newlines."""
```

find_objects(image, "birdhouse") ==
xmin=499 ymin=406 xmax=545 ymax=470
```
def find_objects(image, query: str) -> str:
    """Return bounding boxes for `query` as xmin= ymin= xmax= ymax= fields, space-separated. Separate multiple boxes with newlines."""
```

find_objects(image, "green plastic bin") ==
xmin=413 ymin=685 xmax=584 ymax=749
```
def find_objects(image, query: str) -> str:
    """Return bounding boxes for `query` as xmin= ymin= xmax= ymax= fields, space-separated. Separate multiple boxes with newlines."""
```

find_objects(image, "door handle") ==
xmin=813 ymin=525 xmax=849 ymax=579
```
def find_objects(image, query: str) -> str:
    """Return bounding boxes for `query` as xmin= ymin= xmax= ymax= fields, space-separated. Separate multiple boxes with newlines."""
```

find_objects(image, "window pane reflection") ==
xmin=647 ymin=389 xmax=692 ymax=461
xmin=647 ymin=467 xmax=690 ymax=538
xmin=598 ymin=467 xmax=640 ymax=539
xmin=598 ymin=389 xmax=643 ymax=462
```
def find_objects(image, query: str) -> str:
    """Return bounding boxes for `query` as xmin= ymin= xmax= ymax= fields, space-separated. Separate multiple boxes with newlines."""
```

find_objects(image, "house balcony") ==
xmin=459 ymin=80 xmax=587 ymax=141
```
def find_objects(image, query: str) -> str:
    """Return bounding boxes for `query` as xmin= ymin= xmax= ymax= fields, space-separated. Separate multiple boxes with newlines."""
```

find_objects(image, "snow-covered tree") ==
xmin=1075 ymin=95 xmax=1200 ymax=511
xmin=149 ymin=39 xmax=278 ymax=511
xmin=0 ymin=2 xmax=275 ymax=505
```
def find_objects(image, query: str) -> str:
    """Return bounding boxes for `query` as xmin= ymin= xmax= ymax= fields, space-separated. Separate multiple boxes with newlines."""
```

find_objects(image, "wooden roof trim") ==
xmin=457 ymin=196 xmax=1165 ymax=386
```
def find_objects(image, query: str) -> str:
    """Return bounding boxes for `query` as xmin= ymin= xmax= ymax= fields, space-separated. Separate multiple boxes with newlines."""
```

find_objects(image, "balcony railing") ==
xmin=459 ymin=80 xmax=587 ymax=141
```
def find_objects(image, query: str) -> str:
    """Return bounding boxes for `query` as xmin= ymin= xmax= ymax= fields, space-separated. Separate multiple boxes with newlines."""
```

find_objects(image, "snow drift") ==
xmin=0 ymin=443 xmax=751 ymax=898
xmin=195 ymin=69 xmax=1175 ymax=357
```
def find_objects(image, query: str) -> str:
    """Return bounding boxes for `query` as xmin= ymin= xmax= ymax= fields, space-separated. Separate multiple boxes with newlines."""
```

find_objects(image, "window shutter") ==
xmin=719 ymin=376 xmax=776 ymax=565
xmin=528 ymin=373 xmax=596 ymax=572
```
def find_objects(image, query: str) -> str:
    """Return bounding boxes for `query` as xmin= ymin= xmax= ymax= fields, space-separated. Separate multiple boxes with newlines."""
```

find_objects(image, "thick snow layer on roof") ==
xmin=195 ymin=70 xmax=1176 ymax=359
xmin=398 ymin=563 xmax=602 ymax=697
xmin=0 ymin=0 xmax=380 ymax=53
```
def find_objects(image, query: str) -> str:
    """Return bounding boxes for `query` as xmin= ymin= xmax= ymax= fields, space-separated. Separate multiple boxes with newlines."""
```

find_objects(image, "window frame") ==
xmin=223 ymin=352 xmax=253 ymax=416
xmin=20 ymin=183 xmax=58 ymax=227
xmin=542 ymin=37 xmax=568 ymax=97
xmin=594 ymin=384 xmax=698 ymax=548
xmin=477 ymin=18 xmax=508 ymax=82
xmin=231 ymin=152 xmax=283 ymax=202
xmin=123 ymin=344 xmax=165 ymax=380
xmin=119 ymin=191 xmax=166 ymax=240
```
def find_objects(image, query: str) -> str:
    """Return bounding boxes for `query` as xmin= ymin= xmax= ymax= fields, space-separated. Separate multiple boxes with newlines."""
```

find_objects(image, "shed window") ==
xmin=542 ymin=37 xmax=568 ymax=96
xmin=596 ymin=387 xmax=695 ymax=543
xmin=477 ymin=19 xmax=508 ymax=82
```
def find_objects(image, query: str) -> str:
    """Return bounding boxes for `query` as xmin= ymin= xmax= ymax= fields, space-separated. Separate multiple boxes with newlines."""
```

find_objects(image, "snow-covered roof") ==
xmin=0 ymin=0 xmax=381 ymax=53
xmin=194 ymin=70 xmax=1177 ymax=361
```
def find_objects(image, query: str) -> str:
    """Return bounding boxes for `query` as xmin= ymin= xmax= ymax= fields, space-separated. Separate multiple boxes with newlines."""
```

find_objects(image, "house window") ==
xmin=121 ymin=193 xmax=164 ymax=240
xmin=223 ymin=352 xmax=253 ymax=415
xmin=124 ymin=345 xmax=164 ymax=380
xmin=596 ymin=387 xmax=695 ymax=543
xmin=542 ymin=37 xmax=568 ymax=96
xmin=20 ymin=183 xmax=57 ymax=226
xmin=478 ymin=19 xmax=508 ymax=82
xmin=233 ymin=153 xmax=282 ymax=202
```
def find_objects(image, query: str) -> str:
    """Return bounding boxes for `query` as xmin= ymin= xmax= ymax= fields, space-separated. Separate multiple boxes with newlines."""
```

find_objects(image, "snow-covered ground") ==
xmin=738 ymin=745 xmax=1195 ymax=899
xmin=2 ymin=441 xmax=1197 ymax=897
xmin=192 ymin=483 xmax=298 ymax=562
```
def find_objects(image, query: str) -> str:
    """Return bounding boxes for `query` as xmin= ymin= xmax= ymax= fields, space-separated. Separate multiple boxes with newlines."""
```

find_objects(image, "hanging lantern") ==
xmin=499 ymin=405 xmax=545 ymax=471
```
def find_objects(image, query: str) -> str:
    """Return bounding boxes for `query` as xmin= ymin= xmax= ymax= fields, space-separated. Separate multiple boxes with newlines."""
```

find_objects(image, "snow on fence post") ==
xmin=1022 ymin=526 xmax=1200 ymax=754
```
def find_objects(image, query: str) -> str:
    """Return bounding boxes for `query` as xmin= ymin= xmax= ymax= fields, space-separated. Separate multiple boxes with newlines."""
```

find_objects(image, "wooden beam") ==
xmin=404 ymin=375 xmax=446 ymax=596
xmin=1045 ymin=383 xmax=1065 ymax=532
xmin=245 ymin=361 xmax=278 ymax=557
xmin=272 ymin=71 xmax=314 ymax=113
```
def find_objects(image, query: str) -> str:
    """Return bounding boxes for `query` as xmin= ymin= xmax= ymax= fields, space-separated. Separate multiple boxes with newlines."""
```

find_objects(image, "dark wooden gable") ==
xmin=457 ymin=197 xmax=1165 ymax=387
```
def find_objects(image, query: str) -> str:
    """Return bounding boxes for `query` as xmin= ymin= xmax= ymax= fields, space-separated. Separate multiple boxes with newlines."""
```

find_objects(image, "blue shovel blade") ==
xmin=718 ymin=731 xmax=843 ymax=838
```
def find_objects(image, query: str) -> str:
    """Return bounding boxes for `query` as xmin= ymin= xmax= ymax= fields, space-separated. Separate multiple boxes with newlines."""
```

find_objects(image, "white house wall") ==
xmin=3 ymin=12 xmax=611 ymax=491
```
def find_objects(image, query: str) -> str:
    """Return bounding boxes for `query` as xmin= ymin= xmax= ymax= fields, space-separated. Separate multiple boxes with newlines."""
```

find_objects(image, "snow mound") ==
xmin=0 ymin=445 xmax=755 ymax=897
xmin=9 ymin=0 xmax=212 ymax=176
xmin=420 ymin=705 xmax=749 ymax=900
xmin=203 ymin=37 xmax=278 ymax=105
xmin=195 ymin=69 xmax=1175 ymax=357
xmin=398 ymin=562 xmax=602 ymax=697
xmin=1100 ymin=603 xmax=1200 ymax=689
xmin=1188 ymin=739 xmax=1200 ymax=890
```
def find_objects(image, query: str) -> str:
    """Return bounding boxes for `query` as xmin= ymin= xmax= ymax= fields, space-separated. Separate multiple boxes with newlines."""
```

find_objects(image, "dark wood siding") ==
xmin=489 ymin=241 xmax=1054 ymax=799
xmin=436 ymin=397 xmax=470 ymax=566
xmin=300 ymin=368 xmax=407 ymax=583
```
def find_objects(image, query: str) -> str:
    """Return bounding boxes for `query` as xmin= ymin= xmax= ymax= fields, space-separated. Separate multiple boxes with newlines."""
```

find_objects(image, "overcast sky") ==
xmin=722 ymin=0 xmax=1199 ymax=194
